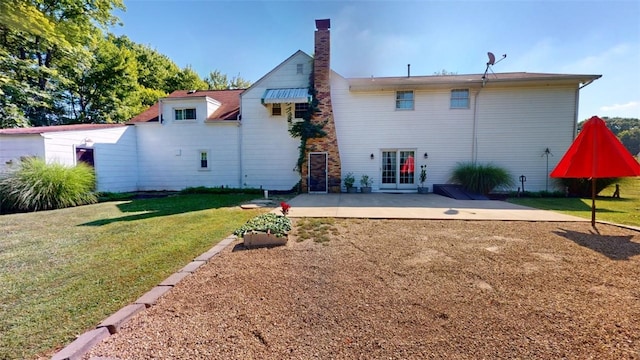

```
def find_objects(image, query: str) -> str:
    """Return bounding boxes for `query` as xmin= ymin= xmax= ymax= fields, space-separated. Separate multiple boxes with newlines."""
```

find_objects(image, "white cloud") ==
xmin=600 ymin=101 xmax=639 ymax=112
xmin=562 ymin=43 xmax=632 ymax=73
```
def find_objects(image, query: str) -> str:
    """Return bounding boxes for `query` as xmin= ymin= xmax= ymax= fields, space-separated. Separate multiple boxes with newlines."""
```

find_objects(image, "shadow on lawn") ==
xmin=554 ymin=228 xmax=640 ymax=260
xmin=513 ymin=197 xmax=633 ymax=214
xmin=81 ymin=194 xmax=255 ymax=226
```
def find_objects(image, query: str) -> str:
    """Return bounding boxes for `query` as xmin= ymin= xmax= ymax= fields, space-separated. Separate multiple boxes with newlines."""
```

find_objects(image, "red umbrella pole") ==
xmin=591 ymin=178 xmax=596 ymax=227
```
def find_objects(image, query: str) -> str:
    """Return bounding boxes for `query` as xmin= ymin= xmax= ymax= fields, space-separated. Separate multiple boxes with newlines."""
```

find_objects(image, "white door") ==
xmin=380 ymin=150 xmax=415 ymax=189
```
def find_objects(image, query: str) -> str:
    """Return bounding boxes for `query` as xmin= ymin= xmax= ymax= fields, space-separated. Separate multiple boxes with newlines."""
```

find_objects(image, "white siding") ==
xmin=94 ymin=127 xmax=138 ymax=193
xmin=1 ymin=127 xmax=138 ymax=193
xmin=332 ymin=73 xmax=476 ymax=191
xmin=43 ymin=126 xmax=138 ymax=192
xmin=240 ymin=51 xmax=313 ymax=190
xmin=135 ymin=122 xmax=241 ymax=191
xmin=0 ymin=135 xmax=44 ymax=173
xmin=332 ymin=74 xmax=578 ymax=192
xmin=42 ymin=127 xmax=131 ymax=165
xmin=475 ymin=86 xmax=577 ymax=191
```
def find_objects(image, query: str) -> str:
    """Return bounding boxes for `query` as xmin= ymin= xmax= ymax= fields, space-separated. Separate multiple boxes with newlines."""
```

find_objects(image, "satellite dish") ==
xmin=487 ymin=52 xmax=496 ymax=65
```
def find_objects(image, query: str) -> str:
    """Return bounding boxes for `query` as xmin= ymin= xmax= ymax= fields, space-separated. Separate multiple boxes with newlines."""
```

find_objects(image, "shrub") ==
xmin=449 ymin=162 xmax=514 ymax=195
xmin=0 ymin=158 xmax=97 ymax=212
xmin=556 ymin=178 xmax=619 ymax=197
xmin=233 ymin=213 xmax=292 ymax=238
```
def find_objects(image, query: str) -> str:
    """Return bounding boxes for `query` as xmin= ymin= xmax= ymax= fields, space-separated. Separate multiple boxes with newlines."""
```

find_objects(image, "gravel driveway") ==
xmin=84 ymin=219 xmax=640 ymax=359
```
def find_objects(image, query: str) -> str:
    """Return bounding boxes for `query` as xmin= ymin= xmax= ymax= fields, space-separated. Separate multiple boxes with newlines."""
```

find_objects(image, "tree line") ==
xmin=578 ymin=117 xmax=640 ymax=156
xmin=0 ymin=0 xmax=250 ymax=129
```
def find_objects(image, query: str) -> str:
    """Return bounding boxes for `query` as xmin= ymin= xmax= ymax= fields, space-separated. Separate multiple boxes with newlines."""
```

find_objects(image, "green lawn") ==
xmin=509 ymin=177 xmax=640 ymax=227
xmin=0 ymin=194 xmax=268 ymax=360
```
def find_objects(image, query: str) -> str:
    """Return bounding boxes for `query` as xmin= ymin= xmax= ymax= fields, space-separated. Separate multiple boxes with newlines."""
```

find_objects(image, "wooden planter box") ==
xmin=243 ymin=232 xmax=288 ymax=248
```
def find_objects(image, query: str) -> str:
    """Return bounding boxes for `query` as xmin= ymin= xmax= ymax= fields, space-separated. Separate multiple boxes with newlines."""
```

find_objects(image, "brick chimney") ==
xmin=302 ymin=18 xmax=342 ymax=192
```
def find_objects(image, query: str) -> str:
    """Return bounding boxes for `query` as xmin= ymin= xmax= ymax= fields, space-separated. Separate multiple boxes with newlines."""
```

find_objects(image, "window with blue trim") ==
xmin=450 ymin=89 xmax=470 ymax=109
xmin=395 ymin=91 xmax=414 ymax=110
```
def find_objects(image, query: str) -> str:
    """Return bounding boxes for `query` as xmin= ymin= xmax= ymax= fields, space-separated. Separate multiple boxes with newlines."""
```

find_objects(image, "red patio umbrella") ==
xmin=550 ymin=116 xmax=640 ymax=226
xmin=400 ymin=155 xmax=415 ymax=174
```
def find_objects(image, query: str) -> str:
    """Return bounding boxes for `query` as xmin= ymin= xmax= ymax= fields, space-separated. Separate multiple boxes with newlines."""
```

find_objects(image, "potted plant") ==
xmin=417 ymin=165 xmax=429 ymax=194
xmin=233 ymin=211 xmax=292 ymax=248
xmin=344 ymin=172 xmax=356 ymax=193
xmin=360 ymin=174 xmax=373 ymax=193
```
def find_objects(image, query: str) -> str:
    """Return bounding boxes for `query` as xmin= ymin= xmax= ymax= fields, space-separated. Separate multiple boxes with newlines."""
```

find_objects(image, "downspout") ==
xmin=573 ymin=79 xmax=597 ymax=137
xmin=471 ymin=84 xmax=483 ymax=163
xmin=238 ymin=95 xmax=243 ymax=189
xmin=572 ymin=87 xmax=579 ymax=138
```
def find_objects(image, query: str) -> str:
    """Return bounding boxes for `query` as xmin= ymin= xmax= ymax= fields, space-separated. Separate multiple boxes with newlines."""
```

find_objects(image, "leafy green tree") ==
xmin=205 ymin=70 xmax=251 ymax=90
xmin=578 ymin=117 xmax=639 ymax=135
xmin=433 ymin=69 xmax=457 ymax=75
xmin=110 ymin=35 xmax=179 ymax=95
xmin=60 ymin=36 xmax=141 ymax=123
xmin=578 ymin=117 xmax=639 ymax=154
xmin=618 ymin=128 xmax=640 ymax=155
xmin=167 ymin=65 xmax=208 ymax=91
xmin=0 ymin=0 xmax=124 ymax=127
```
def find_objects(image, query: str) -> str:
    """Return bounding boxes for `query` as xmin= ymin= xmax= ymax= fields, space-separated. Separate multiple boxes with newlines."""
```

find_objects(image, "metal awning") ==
xmin=261 ymin=88 xmax=311 ymax=104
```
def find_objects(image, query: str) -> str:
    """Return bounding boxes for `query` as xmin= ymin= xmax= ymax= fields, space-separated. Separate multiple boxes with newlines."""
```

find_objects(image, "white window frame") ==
xmin=395 ymin=90 xmax=414 ymax=110
xmin=175 ymin=107 xmax=197 ymax=121
xmin=450 ymin=89 xmax=470 ymax=109
xmin=198 ymin=149 xmax=210 ymax=170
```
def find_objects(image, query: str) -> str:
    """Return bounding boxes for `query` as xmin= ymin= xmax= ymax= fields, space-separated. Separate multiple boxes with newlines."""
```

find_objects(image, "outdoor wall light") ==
xmin=424 ymin=152 xmax=428 ymax=159
xmin=370 ymin=153 xmax=375 ymax=159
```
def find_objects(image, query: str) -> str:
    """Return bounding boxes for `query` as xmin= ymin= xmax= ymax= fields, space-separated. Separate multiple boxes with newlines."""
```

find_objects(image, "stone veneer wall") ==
xmin=302 ymin=19 xmax=342 ymax=193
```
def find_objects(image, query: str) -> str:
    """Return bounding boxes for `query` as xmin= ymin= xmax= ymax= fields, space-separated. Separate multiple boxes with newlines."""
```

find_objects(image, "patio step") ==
xmin=433 ymin=184 xmax=488 ymax=200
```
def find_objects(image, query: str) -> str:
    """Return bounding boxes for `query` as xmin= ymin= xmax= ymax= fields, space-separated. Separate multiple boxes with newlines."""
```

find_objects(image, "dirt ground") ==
xmin=84 ymin=219 xmax=640 ymax=359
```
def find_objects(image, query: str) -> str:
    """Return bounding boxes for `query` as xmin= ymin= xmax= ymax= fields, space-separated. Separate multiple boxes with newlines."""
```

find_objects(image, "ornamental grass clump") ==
xmin=233 ymin=213 xmax=292 ymax=238
xmin=0 ymin=157 xmax=97 ymax=212
xmin=449 ymin=162 xmax=514 ymax=195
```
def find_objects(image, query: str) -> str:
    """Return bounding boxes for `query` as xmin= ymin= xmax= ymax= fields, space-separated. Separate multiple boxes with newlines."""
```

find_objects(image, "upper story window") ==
xmin=296 ymin=63 xmax=304 ymax=74
xmin=396 ymin=91 xmax=414 ymax=110
xmin=175 ymin=108 xmax=197 ymax=120
xmin=450 ymin=89 xmax=470 ymax=109
xmin=295 ymin=103 xmax=309 ymax=118
xmin=271 ymin=103 xmax=282 ymax=116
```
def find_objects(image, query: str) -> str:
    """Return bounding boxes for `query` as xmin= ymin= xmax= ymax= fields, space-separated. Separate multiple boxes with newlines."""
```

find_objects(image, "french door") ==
xmin=380 ymin=150 xmax=415 ymax=189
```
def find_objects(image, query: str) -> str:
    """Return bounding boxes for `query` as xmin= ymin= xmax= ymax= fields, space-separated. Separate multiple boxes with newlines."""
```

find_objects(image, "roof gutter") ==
xmin=578 ymin=77 xmax=599 ymax=90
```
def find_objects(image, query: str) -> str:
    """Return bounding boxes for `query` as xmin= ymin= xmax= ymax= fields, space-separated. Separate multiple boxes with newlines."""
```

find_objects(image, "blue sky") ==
xmin=112 ymin=0 xmax=640 ymax=121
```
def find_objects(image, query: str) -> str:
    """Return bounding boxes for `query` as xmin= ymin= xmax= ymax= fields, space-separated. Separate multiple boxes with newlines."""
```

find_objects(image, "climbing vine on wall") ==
xmin=288 ymin=67 xmax=327 ymax=176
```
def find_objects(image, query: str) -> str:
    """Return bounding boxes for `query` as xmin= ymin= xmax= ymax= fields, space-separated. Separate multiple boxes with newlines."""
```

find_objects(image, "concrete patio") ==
xmin=284 ymin=193 xmax=588 ymax=222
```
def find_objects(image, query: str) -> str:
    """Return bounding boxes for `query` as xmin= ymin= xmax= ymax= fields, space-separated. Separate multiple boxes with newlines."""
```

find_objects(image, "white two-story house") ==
xmin=1 ymin=19 xmax=601 ymax=194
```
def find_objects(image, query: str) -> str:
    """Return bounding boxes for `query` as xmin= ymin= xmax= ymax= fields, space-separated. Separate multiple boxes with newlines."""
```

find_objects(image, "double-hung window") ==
xmin=450 ymin=89 xmax=470 ymax=109
xmin=271 ymin=103 xmax=282 ymax=116
xmin=396 ymin=91 xmax=414 ymax=110
xmin=199 ymin=150 xmax=210 ymax=170
xmin=295 ymin=103 xmax=309 ymax=118
xmin=175 ymin=108 xmax=197 ymax=120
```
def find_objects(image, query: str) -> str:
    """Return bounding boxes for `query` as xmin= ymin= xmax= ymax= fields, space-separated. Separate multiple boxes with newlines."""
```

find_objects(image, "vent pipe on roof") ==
xmin=407 ymin=64 xmax=410 ymax=78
